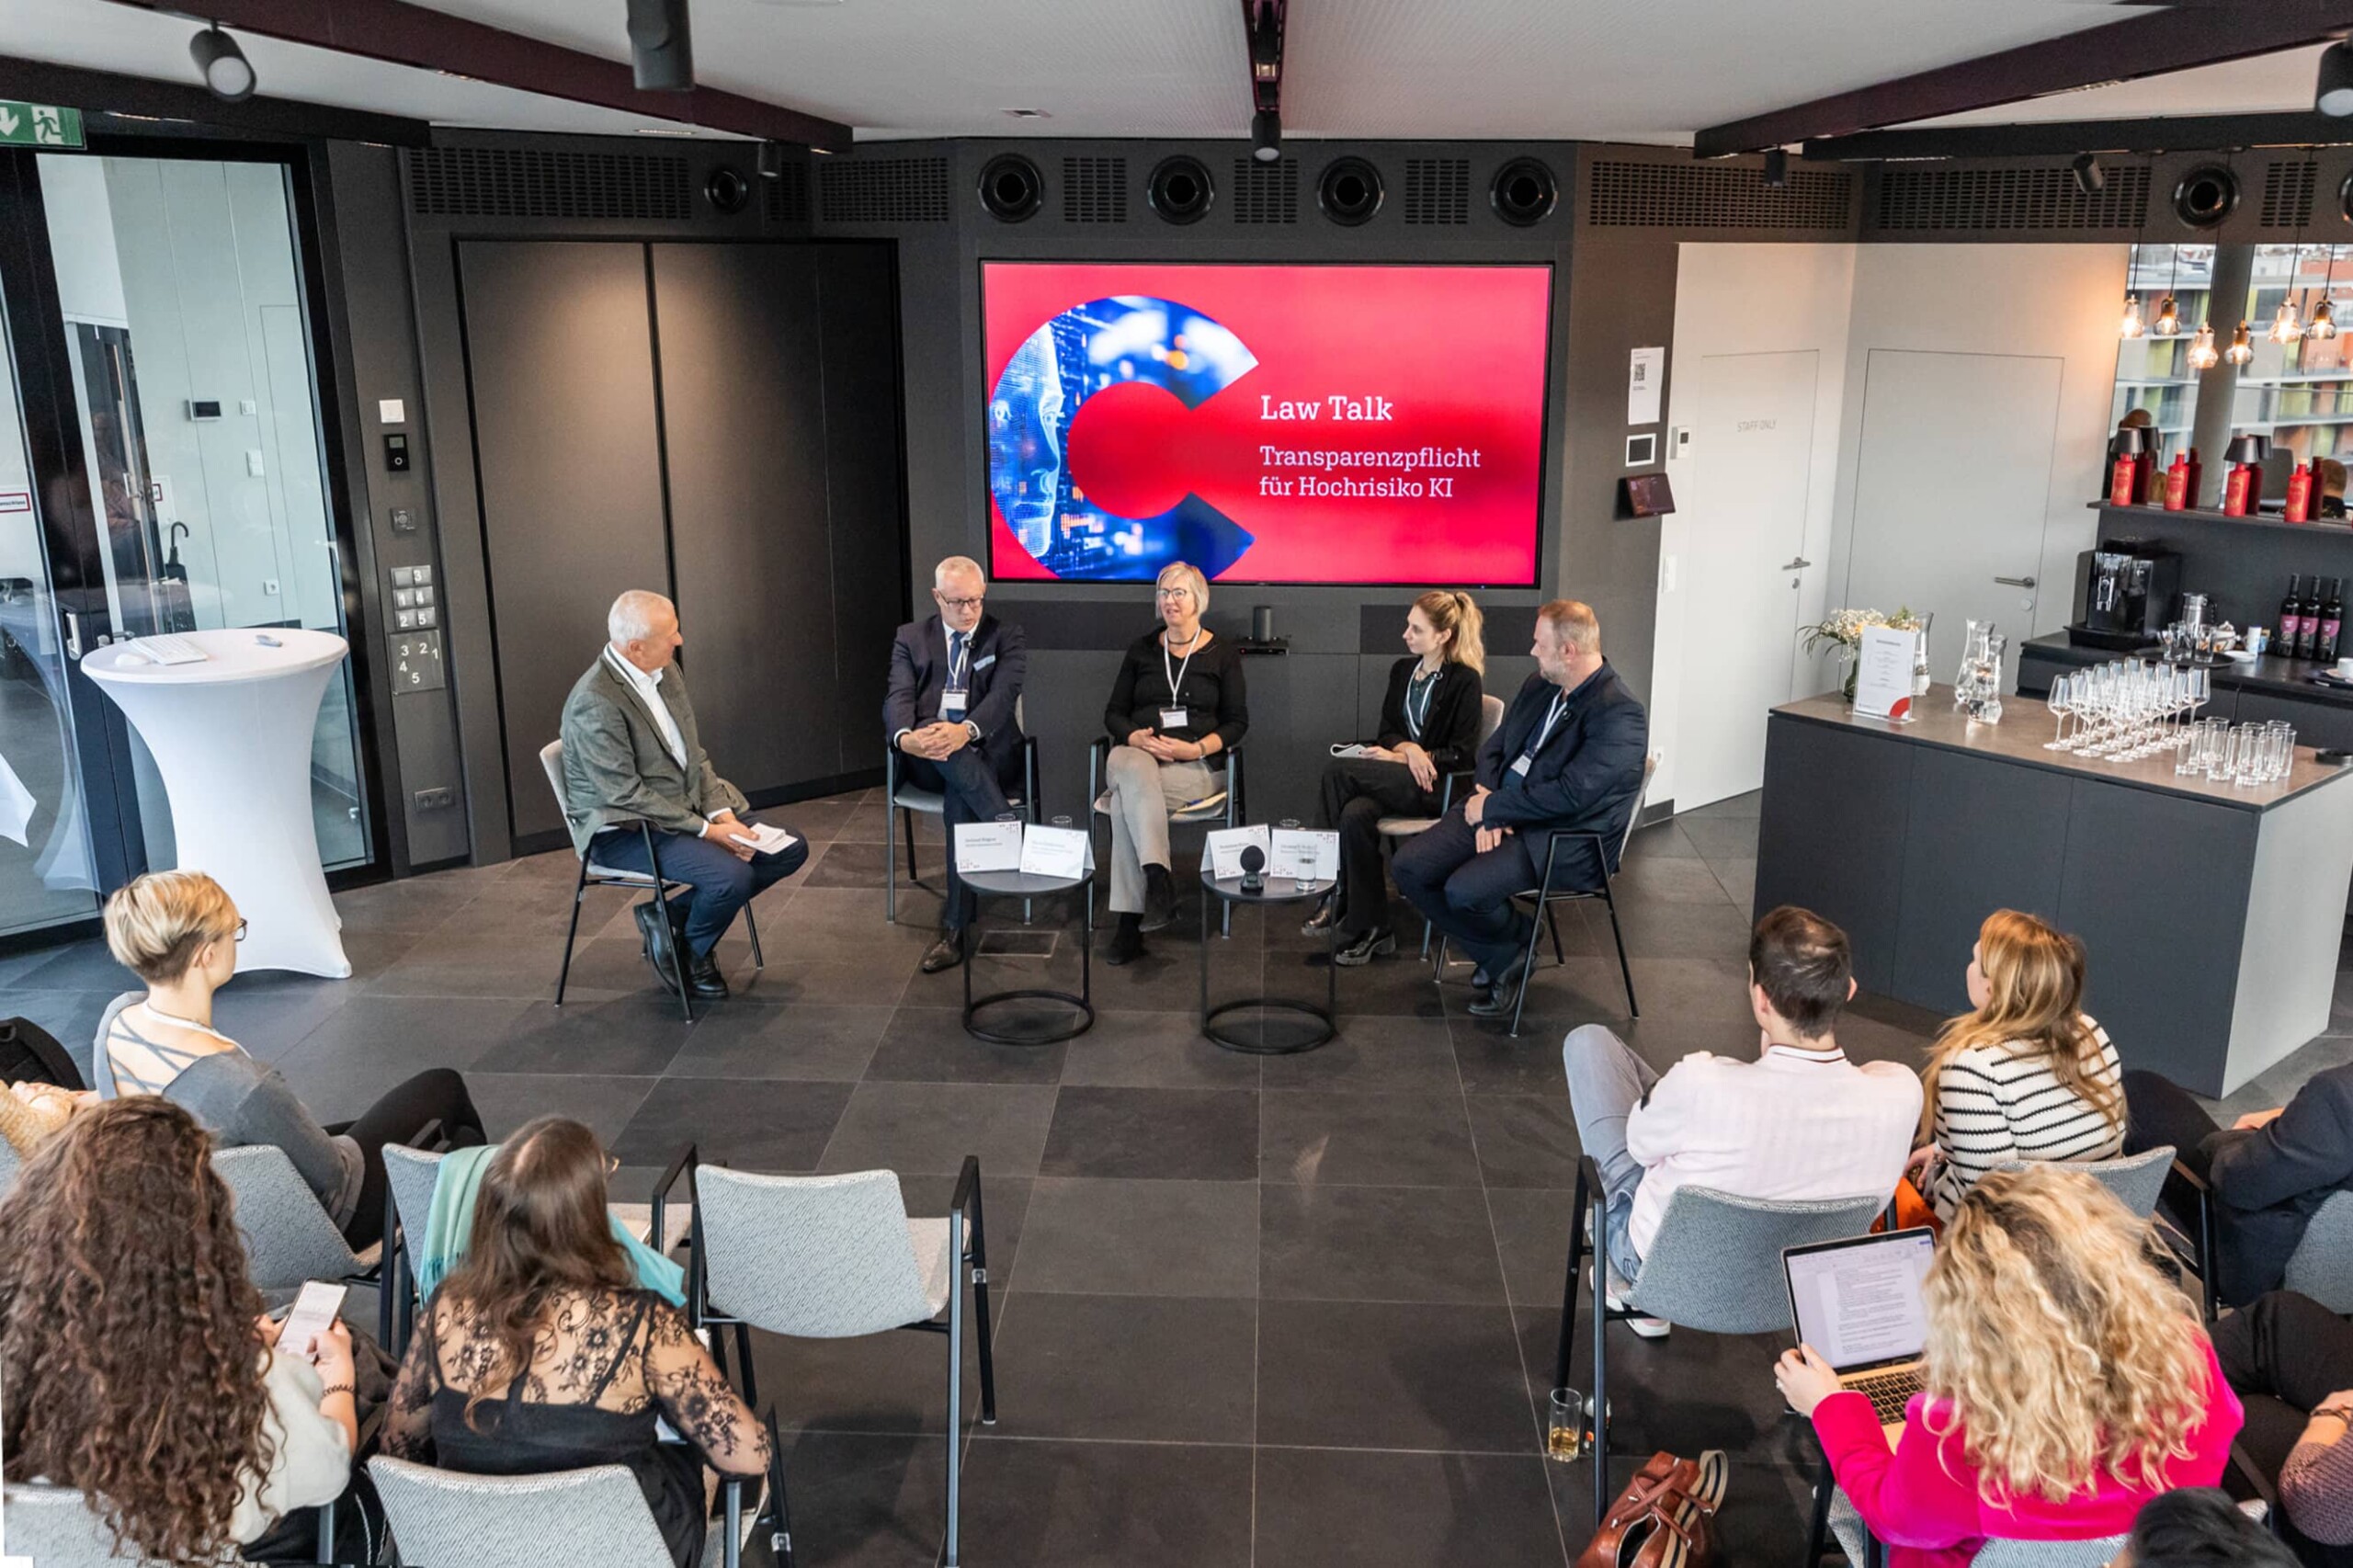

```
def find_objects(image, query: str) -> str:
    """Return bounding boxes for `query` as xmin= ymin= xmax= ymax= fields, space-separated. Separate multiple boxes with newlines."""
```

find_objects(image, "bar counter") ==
xmin=1755 ymin=686 xmax=2353 ymax=1095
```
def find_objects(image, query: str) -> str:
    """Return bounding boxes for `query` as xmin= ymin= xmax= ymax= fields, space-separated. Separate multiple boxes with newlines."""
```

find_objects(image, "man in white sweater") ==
xmin=1563 ymin=905 xmax=1921 ymax=1335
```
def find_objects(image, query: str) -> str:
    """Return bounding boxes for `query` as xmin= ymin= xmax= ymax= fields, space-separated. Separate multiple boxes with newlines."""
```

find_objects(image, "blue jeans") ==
xmin=897 ymin=744 xmax=1015 ymax=930
xmin=1563 ymin=1023 xmax=1658 ymax=1283
xmin=592 ymin=820 xmax=805 ymax=957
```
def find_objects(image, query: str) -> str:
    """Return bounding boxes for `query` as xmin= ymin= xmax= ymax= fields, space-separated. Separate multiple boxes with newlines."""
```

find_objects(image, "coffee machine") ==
xmin=2067 ymin=540 xmax=2182 ymax=651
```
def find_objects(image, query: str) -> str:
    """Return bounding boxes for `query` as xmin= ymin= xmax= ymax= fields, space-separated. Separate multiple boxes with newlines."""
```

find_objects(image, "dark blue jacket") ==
xmin=2204 ymin=1060 xmax=2353 ymax=1304
xmin=884 ymin=613 xmax=1028 ymax=775
xmin=1475 ymin=662 xmax=1649 ymax=883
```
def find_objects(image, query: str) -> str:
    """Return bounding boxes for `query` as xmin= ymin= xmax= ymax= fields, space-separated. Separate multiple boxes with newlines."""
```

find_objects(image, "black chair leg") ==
xmin=1599 ymin=882 xmax=1639 ymax=1019
xmin=1802 ymin=1444 xmax=1834 ymax=1568
xmin=1553 ymin=1163 xmax=1589 ymax=1395
xmin=1589 ymin=1183 xmax=1612 ymax=1528
xmin=1507 ymin=897 xmax=1548 ymax=1039
xmin=972 ymin=1266 xmax=998 ymax=1425
xmin=556 ymin=854 xmax=591 ymax=1005
xmin=745 ymin=903 xmax=765 ymax=970
xmin=903 ymin=807 xmax=920 ymax=888
xmin=1546 ymin=903 xmax=1566 ymax=965
xmin=733 ymin=1320 xmax=759 ymax=1409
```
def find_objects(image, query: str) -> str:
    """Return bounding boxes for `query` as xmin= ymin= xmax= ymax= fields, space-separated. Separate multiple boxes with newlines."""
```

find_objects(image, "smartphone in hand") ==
xmin=277 ymin=1280 xmax=348 ymax=1363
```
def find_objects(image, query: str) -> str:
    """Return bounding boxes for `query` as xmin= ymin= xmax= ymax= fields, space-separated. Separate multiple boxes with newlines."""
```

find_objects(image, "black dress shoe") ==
xmin=1140 ymin=865 xmax=1177 ymax=933
xmin=1465 ymin=957 xmax=1529 ymax=1017
xmin=1104 ymin=916 xmax=1144 ymax=966
xmin=1469 ymin=964 xmax=1492 ymax=990
xmin=688 ymin=950 xmax=730 ymax=1001
xmin=922 ymin=932 xmax=966 ymax=973
xmin=634 ymin=902 xmax=681 ymax=994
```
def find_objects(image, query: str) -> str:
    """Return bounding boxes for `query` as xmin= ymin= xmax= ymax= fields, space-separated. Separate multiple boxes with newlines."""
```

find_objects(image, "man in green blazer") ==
xmin=560 ymin=590 xmax=806 ymax=1001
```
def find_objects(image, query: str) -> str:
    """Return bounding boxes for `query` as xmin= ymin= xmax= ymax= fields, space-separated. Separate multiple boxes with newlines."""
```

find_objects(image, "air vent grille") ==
xmin=1872 ymin=163 xmax=2149 ymax=233
xmin=407 ymin=147 xmax=692 ymax=221
xmin=1588 ymin=159 xmax=1852 ymax=231
xmin=819 ymin=157 xmax=950 ymax=223
xmin=764 ymin=160 xmax=811 ymax=223
xmin=1404 ymin=158 xmax=1470 ymax=224
xmin=1062 ymin=156 xmax=1129 ymax=222
xmin=1231 ymin=158 xmax=1299 ymax=224
xmin=2261 ymin=160 xmax=2317 ymax=230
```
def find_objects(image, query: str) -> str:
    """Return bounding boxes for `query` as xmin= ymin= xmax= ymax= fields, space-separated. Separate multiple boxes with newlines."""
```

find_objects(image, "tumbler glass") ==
xmin=1547 ymin=1389 xmax=1590 ymax=1462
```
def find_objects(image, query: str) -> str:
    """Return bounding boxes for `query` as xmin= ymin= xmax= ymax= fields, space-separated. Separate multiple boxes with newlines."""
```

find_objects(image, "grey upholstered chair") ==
xmin=1995 ymin=1144 xmax=2175 ymax=1221
xmin=539 ymin=738 xmax=764 ymax=1025
xmin=212 ymin=1143 xmax=379 ymax=1324
xmin=2286 ymin=1190 xmax=2353 ymax=1312
xmin=1555 ymin=1153 xmax=1887 ymax=1528
xmin=372 ymin=1456 xmax=749 ymax=1568
xmin=1826 ymin=1490 xmax=2125 ymax=1568
xmin=0 ymin=1132 xmax=18 ymax=1199
xmin=1378 ymin=692 xmax=1506 ymax=958
xmin=679 ymin=1154 xmax=996 ymax=1568
xmin=2 ymin=1481 xmax=207 ymax=1566
xmin=885 ymin=696 xmax=1040 ymax=925
xmin=1086 ymin=735 xmax=1247 ymax=937
xmin=378 ymin=1142 xmax=447 ymax=1358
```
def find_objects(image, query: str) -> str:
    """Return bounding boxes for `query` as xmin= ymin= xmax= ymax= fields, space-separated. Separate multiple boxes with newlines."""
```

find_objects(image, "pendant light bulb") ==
xmin=2154 ymin=293 xmax=2182 ymax=336
xmin=2314 ymin=298 xmax=2340 ymax=341
xmin=2188 ymin=322 xmax=2221 ymax=370
xmin=2226 ymin=320 xmax=2256 ymax=367
xmin=2120 ymin=293 xmax=2146 ymax=339
xmin=2272 ymin=295 xmax=2306 ymax=344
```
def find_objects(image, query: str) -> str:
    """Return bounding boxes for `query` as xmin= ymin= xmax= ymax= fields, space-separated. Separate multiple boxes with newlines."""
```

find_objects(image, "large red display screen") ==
xmin=983 ymin=262 xmax=1552 ymax=585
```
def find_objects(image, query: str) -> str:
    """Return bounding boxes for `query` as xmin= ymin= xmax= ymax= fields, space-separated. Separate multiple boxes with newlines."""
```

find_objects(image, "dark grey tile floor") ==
xmin=7 ymin=786 xmax=2347 ymax=1567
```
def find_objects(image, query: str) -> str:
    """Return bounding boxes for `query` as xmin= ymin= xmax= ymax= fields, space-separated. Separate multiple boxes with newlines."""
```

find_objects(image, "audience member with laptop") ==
xmin=1774 ymin=1166 xmax=2244 ymax=1568
xmin=1562 ymin=904 xmax=1922 ymax=1336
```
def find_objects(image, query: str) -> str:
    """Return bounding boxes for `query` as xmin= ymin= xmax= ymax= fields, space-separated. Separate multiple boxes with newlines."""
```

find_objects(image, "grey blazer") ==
xmin=558 ymin=652 xmax=748 ymax=857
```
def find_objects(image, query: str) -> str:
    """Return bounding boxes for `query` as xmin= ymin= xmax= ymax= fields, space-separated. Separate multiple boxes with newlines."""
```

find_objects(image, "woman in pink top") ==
xmin=1774 ymin=1165 xmax=2243 ymax=1568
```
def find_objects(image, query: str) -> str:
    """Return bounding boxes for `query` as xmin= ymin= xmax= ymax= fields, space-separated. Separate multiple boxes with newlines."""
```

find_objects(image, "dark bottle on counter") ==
xmin=2284 ymin=574 xmax=2307 ymax=657
xmin=2322 ymin=578 xmax=2346 ymax=665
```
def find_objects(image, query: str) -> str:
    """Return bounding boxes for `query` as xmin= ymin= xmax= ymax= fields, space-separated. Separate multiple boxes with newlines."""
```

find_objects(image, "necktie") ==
xmin=949 ymin=631 xmax=967 ymax=689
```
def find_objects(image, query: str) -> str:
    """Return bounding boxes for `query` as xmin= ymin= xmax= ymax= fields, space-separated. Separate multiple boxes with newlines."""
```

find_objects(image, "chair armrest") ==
xmin=1436 ymin=768 xmax=1472 ymax=816
xmin=885 ymin=739 xmax=901 ymax=797
xmin=1088 ymin=736 xmax=1109 ymax=810
xmin=1021 ymin=733 xmax=1041 ymax=822
xmin=949 ymin=1153 xmax=987 ymax=1271
xmin=650 ymin=1142 xmax=699 ymax=1255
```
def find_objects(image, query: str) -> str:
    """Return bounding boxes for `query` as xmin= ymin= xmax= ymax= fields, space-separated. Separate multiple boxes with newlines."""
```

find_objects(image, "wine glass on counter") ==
xmin=2043 ymin=674 xmax=2075 ymax=750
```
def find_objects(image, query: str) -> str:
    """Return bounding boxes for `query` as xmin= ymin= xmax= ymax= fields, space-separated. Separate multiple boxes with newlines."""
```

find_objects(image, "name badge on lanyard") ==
xmin=1160 ymin=706 xmax=1188 ymax=730
xmin=1513 ymin=692 xmax=1567 ymax=778
xmin=1161 ymin=631 xmax=1200 ymax=734
xmin=940 ymin=690 xmax=969 ymax=719
xmin=939 ymin=634 xmax=972 ymax=721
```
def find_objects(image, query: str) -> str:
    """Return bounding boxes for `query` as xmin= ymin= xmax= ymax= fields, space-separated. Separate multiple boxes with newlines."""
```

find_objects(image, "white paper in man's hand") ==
xmin=1017 ymin=825 xmax=1091 ymax=881
xmin=954 ymin=821 xmax=1025 ymax=874
xmin=1269 ymin=828 xmax=1339 ymax=883
xmin=1203 ymin=824 xmax=1271 ymax=880
xmin=743 ymin=823 xmax=800 ymax=857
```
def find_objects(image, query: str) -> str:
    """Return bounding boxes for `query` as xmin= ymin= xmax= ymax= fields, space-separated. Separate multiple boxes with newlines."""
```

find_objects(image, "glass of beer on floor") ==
xmin=1547 ymin=1388 xmax=1588 ymax=1461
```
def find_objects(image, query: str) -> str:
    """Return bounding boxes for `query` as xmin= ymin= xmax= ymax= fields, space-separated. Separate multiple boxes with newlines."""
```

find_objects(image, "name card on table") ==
xmin=1851 ymin=625 xmax=1918 ymax=722
xmin=1018 ymin=825 xmax=1092 ymax=881
xmin=1269 ymin=828 xmax=1339 ymax=883
xmin=953 ymin=821 xmax=1025 ymax=874
xmin=1203 ymin=824 xmax=1271 ymax=881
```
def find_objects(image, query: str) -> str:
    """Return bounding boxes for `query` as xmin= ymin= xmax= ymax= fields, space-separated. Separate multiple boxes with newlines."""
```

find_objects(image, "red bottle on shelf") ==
xmin=2165 ymin=454 xmax=2190 ymax=511
xmin=2289 ymin=460 xmax=2316 ymax=522
xmin=2112 ymin=450 xmax=2141 ymax=506
xmin=2225 ymin=462 xmax=2256 ymax=517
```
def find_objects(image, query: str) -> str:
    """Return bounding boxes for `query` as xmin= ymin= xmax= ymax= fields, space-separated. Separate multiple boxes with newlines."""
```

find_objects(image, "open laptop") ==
xmin=1782 ymin=1228 xmax=1937 ymax=1442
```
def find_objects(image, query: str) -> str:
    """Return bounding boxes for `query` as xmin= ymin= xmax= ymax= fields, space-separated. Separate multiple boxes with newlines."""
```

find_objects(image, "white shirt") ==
xmin=1623 ymin=1041 xmax=1922 ymax=1258
xmin=604 ymin=645 xmax=685 ymax=767
xmin=230 ymin=1348 xmax=353 ymax=1543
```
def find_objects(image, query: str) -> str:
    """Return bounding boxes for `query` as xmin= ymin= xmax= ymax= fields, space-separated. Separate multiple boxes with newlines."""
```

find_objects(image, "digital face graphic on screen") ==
xmin=983 ymin=263 xmax=1552 ymax=585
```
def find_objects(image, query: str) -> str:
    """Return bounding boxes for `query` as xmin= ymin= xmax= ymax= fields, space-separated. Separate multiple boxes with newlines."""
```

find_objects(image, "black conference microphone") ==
xmin=1238 ymin=844 xmax=1266 ymax=894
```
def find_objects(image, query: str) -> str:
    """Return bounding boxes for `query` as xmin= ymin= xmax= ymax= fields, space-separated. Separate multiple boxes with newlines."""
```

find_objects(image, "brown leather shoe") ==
xmin=922 ymin=932 xmax=965 ymax=973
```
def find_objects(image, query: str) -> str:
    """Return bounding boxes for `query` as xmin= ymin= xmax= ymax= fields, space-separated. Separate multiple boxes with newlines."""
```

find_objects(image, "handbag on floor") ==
xmin=1573 ymin=1449 xmax=1727 ymax=1568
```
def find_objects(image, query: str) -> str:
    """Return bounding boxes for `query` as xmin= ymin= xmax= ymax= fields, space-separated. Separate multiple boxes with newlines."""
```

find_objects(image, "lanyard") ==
xmin=945 ymin=629 xmax=972 ymax=691
xmin=1405 ymin=665 xmax=1440 ymax=740
xmin=1526 ymin=690 xmax=1568 ymax=760
xmin=1162 ymin=627 xmax=1202 ymax=709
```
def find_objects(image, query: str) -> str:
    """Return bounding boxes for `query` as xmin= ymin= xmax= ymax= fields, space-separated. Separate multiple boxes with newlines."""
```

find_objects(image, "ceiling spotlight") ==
xmin=2320 ymin=40 xmax=2353 ymax=117
xmin=1762 ymin=149 xmax=1788 ymax=190
xmin=2071 ymin=153 xmax=2105 ymax=197
xmin=2188 ymin=322 xmax=2221 ymax=370
xmin=2273 ymin=293 xmax=2306 ymax=345
xmin=1251 ymin=107 xmax=1281 ymax=164
xmin=2315 ymin=298 xmax=2340 ymax=341
xmin=2225 ymin=320 xmax=2256 ymax=367
xmin=2154 ymin=293 xmax=2182 ymax=337
xmin=188 ymin=26 xmax=256 ymax=102
xmin=2120 ymin=294 xmax=2146 ymax=340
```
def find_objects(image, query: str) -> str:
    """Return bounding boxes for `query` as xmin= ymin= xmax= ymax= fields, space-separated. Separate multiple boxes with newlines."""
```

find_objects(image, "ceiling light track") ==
xmin=1240 ymin=0 xmax=1285 ymax=164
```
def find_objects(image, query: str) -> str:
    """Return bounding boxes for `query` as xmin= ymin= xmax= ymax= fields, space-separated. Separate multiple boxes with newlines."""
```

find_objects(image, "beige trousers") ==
xmin=1100 ymin=746 xmax=1219 ymax=914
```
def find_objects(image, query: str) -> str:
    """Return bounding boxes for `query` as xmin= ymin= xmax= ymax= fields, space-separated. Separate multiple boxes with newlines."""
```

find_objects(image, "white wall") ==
xmin=1825 ymin=244 xmax=2129 ymax=647
xmin=1647 ymin=242 xmax=1857 ymax=810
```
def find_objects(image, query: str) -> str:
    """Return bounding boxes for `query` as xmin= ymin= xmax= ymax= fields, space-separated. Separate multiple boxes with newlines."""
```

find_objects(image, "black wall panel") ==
xmin=458 ymin=240 xmax=670 ymax=844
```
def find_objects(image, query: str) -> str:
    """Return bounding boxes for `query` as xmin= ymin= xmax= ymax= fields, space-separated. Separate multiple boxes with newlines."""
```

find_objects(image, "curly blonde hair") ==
xmin=1921 ymin=1165 xmax=2210 ymax=1507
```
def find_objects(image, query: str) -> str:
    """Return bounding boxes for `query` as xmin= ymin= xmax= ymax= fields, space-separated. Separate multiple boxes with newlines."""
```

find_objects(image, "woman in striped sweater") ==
xmin=1905 ymin=909 xmax=2126 ymax=1225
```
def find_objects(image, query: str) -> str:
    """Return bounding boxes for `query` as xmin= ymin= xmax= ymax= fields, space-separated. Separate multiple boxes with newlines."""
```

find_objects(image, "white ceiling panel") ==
xmin=1912 ymin=43 xmax=2329 ymax=129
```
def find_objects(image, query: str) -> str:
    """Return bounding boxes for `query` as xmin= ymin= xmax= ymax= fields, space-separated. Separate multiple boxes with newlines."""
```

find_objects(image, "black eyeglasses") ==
xmin=934 ymin=592 xmax=985 ymax=611
xmin=231 ymin=919 xmax=249 ymax=944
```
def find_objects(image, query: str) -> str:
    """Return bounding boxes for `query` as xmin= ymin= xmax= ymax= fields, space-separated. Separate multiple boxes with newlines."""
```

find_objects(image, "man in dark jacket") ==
xmin=885 ymin=556 xmax=1030 ymax=972
xmin=1393 ymin=599 xmax=1649 ymax=1017
xmin=2127 ymin=1063 xmax=2353 ymax=1308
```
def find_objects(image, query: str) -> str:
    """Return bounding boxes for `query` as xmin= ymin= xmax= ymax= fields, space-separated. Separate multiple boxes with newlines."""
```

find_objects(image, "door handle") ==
xmin=1995 ymin=576 xmax=2037 ymax=588
xmin=63 ymin=610 xmax=84 ymax=659
xmin=1780 ymin=557 xmax=1812 ymax=571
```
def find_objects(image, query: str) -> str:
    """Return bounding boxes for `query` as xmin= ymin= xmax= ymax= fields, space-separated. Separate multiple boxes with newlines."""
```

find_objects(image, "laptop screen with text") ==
xmin=1784 ymin=1230 xmax=1936 ymax=1375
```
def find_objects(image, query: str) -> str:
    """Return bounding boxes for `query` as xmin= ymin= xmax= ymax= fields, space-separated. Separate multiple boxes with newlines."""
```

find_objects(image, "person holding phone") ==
xmin=0 ymin=1097 xmax=356 ymax=1562
xmin=1309 ymin=590 xmax=1485 ymax=965
xmin=1096 ymin=561 xmax=1248 ymax=964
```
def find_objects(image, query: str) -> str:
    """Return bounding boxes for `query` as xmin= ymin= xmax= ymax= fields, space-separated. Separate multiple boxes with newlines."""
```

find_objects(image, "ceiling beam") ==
xmin=99 ymin=0 xmax=852 ymax=149
xmin=1806 ymin=110 xmax=2353 ymax=161
xmin=0 ymin=53 xmax=430 ymax=144
xmin=1695 ymin=0 xmax=2353 ymax=159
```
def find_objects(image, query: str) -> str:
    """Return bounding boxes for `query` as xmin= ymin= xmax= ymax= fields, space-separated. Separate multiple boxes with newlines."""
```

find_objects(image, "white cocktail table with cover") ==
xmin=83 ymin=629 xmax=354 ymax=978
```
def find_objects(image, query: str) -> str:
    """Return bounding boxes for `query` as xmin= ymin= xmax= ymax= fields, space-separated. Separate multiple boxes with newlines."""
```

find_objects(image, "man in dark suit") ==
xmin=2127 ymin=1062 xmax=2353 ymax=1308
xmin=1393 ymin=599 xmax=1649 ymax=1017
xmin=886 ymin=556 xmax=1030 ymax=973
xmin=560 ymin=590 xmax=807 ymax=1003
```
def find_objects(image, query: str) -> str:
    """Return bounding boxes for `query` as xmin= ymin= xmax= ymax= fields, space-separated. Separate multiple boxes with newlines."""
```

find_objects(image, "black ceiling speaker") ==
xmin=1317 ymin=156 xmax=1383 ymax=225
xmin=705 ymin=165 xmax=750 ymax=213
xmin=1148 ymin=154 xmax=1214 ymax=223
xmin=625 ymin=0 xmax=695 ymax=92
xmin=2319 ymin=40 xmax=2353 ymax=117
xmin=1491 ymin=156 xmax=1558 ymax=226
xmin=977 ymin=153 xmax=1043 ymax=222
xmin=2173 ymin=165 xmax=2239 ymax=230
xmin=2340 ymin=169 xmax=2353 ymax=224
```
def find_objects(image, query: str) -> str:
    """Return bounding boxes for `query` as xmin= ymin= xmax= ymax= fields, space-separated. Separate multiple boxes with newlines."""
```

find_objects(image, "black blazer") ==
xmin=1473 ymin=663 xmax=1649 ymax=883
xmin=2205 ymin=1060 xmax=2353 ymax=1304
xmin=1103 ymin=631 xmax=1248 ymax=755
xmin=1370 ymin=657 xmax=1483 ymax=776
xmin=885 ymin=613 xmax=1028 ymax=774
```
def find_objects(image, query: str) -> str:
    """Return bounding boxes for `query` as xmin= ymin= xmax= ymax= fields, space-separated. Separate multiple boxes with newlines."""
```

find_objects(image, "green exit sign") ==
xmin=0 ymin=102 xmax=84 ymax=149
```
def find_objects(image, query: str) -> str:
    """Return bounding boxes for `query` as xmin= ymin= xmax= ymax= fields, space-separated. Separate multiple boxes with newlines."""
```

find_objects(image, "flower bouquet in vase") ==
xmin=1801 ymin=608 xmax=1927 ymax=707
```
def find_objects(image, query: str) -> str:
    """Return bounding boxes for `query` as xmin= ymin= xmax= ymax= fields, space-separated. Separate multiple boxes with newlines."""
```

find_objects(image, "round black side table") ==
xmin=961 ymin=867 xmax=1094 ymax=1044
xmin=1198 ymin=865 xmax=1338 ymax=1054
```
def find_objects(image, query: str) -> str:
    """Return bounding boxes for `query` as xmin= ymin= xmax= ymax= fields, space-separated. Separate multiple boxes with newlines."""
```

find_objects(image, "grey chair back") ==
xmin=1828 ymin=1490 xmax=2122 ymax=1568
xmin=2286 ymin=1190 xmax=2353 ymax=1312
xmin=3 ymin=1481 xmax=214 ymax=1566
xmin=697 ymin=1165 xmax=948 ymax=1336
xmin=383 ymin=1142 xmax=445 ymax=1256
xmin=1619 ymin=753 xmax=1660 ymax=865
xmin=1627 ymin=1183 xmax=1887 ymax=1334
xmin=372 ymin=1456 xmax=682 ymax=1568
xmin=0 ymin=1133 xmax=19 ymax=1199
xmin=1997 ymin=1143 xmax=2173 ymax=1221
xmin=1479 ymin=692 xmax=1505 ymax=744
xmin=213 ymin=1143 xmax=370 ymax=1295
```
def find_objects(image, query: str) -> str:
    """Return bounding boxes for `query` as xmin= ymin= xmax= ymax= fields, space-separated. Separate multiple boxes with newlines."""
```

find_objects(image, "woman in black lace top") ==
xmin=383 ymin=1118 xmax=767 ymax=1567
